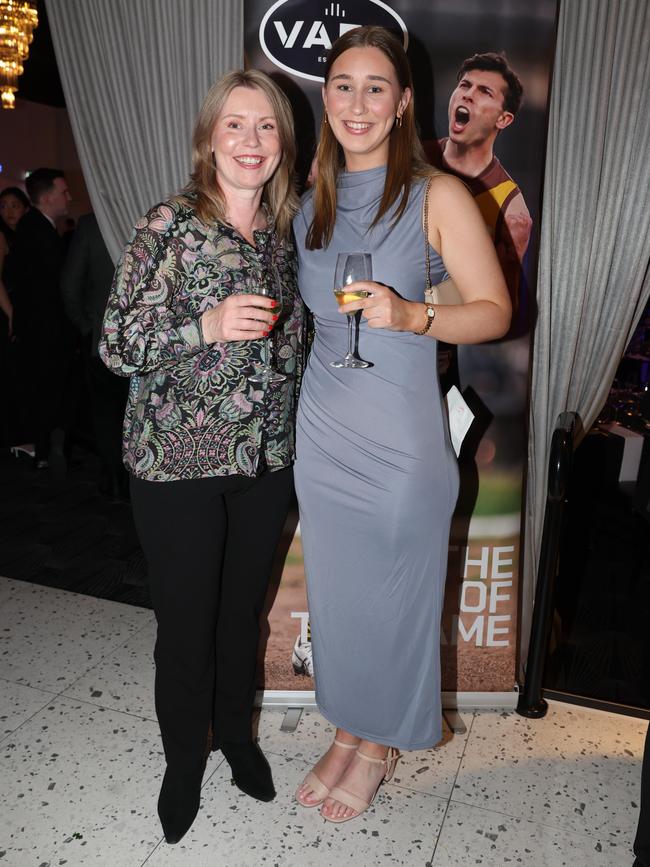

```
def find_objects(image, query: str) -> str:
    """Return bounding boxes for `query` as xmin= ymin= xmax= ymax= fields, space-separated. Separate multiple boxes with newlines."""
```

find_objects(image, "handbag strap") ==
xmin=423 ymin=175 xmax=433 ymax=291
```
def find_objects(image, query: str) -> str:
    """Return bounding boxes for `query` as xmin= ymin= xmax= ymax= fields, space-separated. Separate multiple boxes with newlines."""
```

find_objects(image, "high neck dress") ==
xmin=293 ymin=166 xmax=459 ymax=750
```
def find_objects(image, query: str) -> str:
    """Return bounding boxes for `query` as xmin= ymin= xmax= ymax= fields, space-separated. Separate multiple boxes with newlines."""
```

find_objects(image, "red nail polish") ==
xmin=272 ymin=315 xmax=279 ymax=321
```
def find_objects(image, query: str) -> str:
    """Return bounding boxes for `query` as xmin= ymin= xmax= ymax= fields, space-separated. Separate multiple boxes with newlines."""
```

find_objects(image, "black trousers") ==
xmin=131 ymin=467 xmax=293 ymax=774
xmin=635 ymin=724 xmax=650 ymax=866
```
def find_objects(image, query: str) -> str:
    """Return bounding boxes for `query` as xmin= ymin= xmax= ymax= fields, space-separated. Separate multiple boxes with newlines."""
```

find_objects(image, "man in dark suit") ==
xmin=12 ymin=168 xmax=72 ymax=468
xmin=62 ymin=214 xmax=128 ymax=500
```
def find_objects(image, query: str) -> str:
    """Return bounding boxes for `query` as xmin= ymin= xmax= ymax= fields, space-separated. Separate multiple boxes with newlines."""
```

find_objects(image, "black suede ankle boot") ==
xmin=157 ymin=764 xmax=204 ymax=844
xmin=220 ymin=740 xmax=276 ymax=802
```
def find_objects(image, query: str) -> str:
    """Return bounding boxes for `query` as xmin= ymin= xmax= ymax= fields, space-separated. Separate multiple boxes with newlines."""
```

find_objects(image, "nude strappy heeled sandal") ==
xmin=294 ymin=738 xmax=359 ymax=808
xmin=321 ymin=746 xmax=402 ymax=824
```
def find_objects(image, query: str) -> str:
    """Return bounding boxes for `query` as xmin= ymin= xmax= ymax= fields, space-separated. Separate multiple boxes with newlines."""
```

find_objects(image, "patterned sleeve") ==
xmin=99 ymin=202 xmax=206 ymax=377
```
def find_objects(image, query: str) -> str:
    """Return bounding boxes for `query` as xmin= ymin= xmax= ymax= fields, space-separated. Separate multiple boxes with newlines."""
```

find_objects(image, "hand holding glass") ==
xmin=331 ymin=252 xmax=372 ymax=369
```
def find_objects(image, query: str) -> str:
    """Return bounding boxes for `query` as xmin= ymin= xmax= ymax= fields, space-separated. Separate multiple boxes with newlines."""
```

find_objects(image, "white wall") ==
xmin=0 ymin=98 xmax=91 ymax=218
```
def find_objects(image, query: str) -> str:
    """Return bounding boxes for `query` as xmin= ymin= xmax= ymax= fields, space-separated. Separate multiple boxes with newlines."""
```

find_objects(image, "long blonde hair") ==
xmin=307 ymin=26 xmax=431 ymax=251
xmin=180 ymin=69 xmax=298 ymax=240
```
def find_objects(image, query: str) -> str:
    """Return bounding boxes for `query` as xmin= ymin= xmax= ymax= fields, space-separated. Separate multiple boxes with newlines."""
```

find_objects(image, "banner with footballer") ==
xmin=247 ymin=0 xmax=558 ymax=696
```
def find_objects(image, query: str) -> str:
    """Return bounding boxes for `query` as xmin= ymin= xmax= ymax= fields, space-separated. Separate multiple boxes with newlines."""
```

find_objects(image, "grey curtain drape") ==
xmin=46 ymin=0 xmax=244 ymax=263
xmin=521 ymin=0 xmax=650 ymax=666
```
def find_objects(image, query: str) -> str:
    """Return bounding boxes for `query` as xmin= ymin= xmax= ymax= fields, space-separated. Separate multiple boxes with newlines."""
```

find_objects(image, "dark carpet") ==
xmin=0 ymin=446 xmax=151 ymax=608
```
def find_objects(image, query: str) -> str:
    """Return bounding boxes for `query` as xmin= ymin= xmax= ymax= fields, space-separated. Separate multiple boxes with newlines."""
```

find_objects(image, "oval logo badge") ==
xmin=259 ymin=0 xmax=409 ymax=83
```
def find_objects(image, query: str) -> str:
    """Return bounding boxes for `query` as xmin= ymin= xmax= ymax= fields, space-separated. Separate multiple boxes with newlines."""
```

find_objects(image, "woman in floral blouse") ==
xmin=100 ymin=69 xmax=304 ymax=845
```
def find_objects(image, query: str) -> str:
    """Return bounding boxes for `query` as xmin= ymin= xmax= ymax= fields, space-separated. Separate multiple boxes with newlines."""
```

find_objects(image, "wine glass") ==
xmin=330 ymin=252 xmax=373 ymax=369
xmin=246 ymin=270 xmax=286 ymax=386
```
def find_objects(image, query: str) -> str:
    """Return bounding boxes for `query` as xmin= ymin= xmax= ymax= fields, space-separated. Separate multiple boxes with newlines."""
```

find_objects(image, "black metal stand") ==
xmin=517 ymin=411 xmax=578 ymax=719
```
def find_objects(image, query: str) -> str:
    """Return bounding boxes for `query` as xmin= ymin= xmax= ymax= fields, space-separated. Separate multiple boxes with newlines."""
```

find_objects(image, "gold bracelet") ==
xmin=413 ymin=303 xmax=435 ymax=335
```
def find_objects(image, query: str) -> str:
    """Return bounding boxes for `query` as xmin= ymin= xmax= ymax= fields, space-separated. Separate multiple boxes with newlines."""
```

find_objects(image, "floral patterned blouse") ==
xmin=100 ymin=199 xmax=305 ymax=482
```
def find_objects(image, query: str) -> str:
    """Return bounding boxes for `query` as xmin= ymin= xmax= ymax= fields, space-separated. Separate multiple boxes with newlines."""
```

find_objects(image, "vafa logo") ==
xmin=259 ymin=0 xmax=408 ymax=83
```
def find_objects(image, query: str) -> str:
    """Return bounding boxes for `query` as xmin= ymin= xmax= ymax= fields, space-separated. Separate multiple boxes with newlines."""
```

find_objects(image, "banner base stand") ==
xmin=257 ymin=690 xmax=317 ymax=709
xmin=280 ymin=707 xmax=303 ymax=732
xmin=442 ymin=709 xmax=467 ymax=734
xmin=443 ymin=691 xmax=519 ymax=710
xmin=256 ymin=690 xmax=519 ymax=712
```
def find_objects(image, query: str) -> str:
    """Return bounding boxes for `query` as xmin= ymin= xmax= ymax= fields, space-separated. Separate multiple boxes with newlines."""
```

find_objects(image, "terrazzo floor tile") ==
xmin=0 ymin=694 xmax=162 ymax=865
xmin=0 ymin=693 xmax=222 ymax=866
xmin=0 ymin=677 xmax=57 ymax=744
xmin=255 ymin=707 xmax=336 ymax=763
xmin=257 ymin=708 xmax=471 ymax=800
xmin=431 ymin=800 xmax=633 ymax=866
xmin=387 ymin=716 xmax=473 ymax=799
xmin=452 ymin=704 xmax=645 ymax=842
xmin=0 ymin=577 xmax=150 ymax=691
xmin=2 ymin=573 xmax=644 ymax=865
xmin=145 ymin=753 xmax=446 ymax=867
xmin=63 ymin=615 xmax=157 ymax=719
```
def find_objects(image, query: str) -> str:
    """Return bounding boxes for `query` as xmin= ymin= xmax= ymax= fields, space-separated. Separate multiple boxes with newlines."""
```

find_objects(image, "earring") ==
xmin=211 ymin=149 xmax=216 ymax=168
xmin=396 ymin=114 xmax=403 ymax=128
xmin=323 ymin=112 xmax=328 ymax=125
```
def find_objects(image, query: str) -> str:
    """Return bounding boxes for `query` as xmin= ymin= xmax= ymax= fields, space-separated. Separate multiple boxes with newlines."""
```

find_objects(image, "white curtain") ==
xmin=522 ymin=0 xmax=650 ymax=667
xmin=45 ymin=0 xmax=244 ymax=262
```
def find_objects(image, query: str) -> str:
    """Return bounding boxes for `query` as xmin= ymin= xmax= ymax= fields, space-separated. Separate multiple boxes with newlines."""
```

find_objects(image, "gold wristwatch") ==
xmin=414 ymin=303 xmax=435 ymax=335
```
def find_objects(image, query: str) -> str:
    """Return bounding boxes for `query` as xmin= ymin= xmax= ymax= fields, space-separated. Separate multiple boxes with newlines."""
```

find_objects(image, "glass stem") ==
xmin=263 ymin=334 xmax=271 ymax=371
xmin=346 ymin=313 xmax=354 ymax=359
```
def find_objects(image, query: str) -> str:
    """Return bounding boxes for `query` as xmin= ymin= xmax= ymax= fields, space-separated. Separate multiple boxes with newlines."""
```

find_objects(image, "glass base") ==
xmin=248 ymin=367 xmax=287 ymax=385
xmin=330 ymin=355 xmax=372 ymax=369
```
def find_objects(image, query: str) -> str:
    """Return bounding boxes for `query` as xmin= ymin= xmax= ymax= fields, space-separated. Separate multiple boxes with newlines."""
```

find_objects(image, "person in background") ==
xmin=431 ymin=51 xmax=532 ymax=308
xmin=0 ymin=186 xmax=30 ymax=339
xmin=10 ymin=170 xmax=73 ymax=468
xmin=61 ymin=213 xmax=129 ymax=500
xmin=100 ymin=69 xmax=305 ymax=845
xmin=58 ymin=215 xmax=76 ymax=254
xmin=0 ymin=186 xmax=30 ymax=447
xmin=0 ymin=186 xmax=30 ymax=243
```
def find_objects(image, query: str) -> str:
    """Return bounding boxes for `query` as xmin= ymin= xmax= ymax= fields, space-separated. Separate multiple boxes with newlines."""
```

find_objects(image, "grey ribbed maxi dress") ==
xmin=293 ymin=166 xmax=459 ymax=751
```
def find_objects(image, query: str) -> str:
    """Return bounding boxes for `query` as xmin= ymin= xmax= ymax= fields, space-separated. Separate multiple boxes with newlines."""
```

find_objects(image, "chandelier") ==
xmin=0 ymin=0 xmax=38 ymax=109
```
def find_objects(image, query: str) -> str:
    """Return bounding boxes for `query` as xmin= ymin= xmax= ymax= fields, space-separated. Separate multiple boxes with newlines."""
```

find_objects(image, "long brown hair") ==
xmin=306 ymin=26 xmax=431 ymax=250
xmin=180 ymin=69 xmax=298 ymax=240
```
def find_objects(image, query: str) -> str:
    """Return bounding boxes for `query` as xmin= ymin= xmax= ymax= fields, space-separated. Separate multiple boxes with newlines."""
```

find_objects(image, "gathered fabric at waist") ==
xmin=298 ymin=322 xmax=450 ymax=459
xmin=310 ymin=314 xmax=439 ymax=380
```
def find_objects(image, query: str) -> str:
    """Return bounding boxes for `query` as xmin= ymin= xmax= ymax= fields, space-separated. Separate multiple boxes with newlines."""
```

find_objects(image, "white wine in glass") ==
xmin=330 ymin=252 xmax=372 ymax=369
xmin=333 ymin=288 xmax=369 ymax=306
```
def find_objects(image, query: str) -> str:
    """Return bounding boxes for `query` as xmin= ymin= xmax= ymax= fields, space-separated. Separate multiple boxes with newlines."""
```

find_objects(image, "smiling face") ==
xmin=322 ymin=46 xmax=411 ymax=171
xmin=0 ymin=193 xmax=28 ymax=230
xmin=448 ymin=69 xmax=514 ymax=147
xmin=210 ymin=85 xmax=282 ymax=201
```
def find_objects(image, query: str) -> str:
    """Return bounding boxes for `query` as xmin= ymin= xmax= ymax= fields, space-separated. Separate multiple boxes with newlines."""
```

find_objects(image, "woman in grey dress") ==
xmin=293 ymin=26 xmax=512 ymax=823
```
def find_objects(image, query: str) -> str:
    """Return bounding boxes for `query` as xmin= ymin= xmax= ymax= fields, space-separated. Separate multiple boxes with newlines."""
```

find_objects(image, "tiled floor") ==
xmin=0 ymin=575 xmax=645 ymax=866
